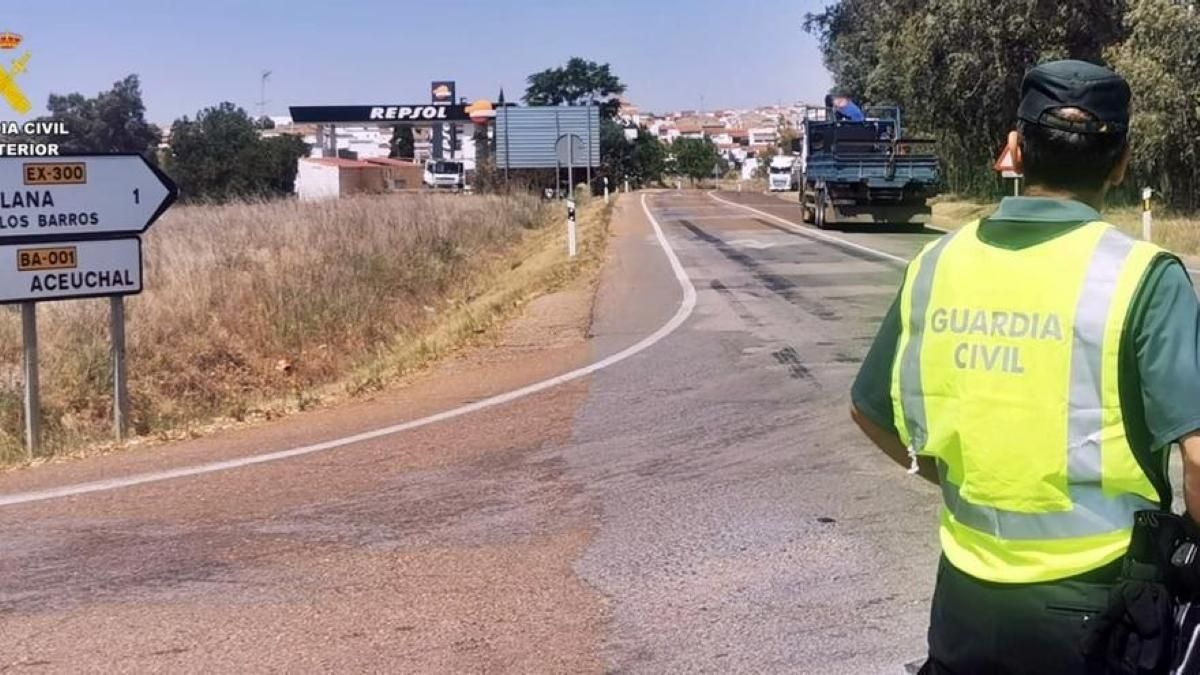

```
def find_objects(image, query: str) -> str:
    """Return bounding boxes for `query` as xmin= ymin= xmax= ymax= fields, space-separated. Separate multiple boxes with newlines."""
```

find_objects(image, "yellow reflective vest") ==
xmin=891 ymin=220 xmax=1165 ymax=583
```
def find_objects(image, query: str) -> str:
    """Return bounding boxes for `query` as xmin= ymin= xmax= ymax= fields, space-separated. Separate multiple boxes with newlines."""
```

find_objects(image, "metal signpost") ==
xmin=0 ymin=154 xmax=176 ymax=456
xmin=586 ymin=99 xmax=594 ymax=190
xmin=603 ymin=176 xmax=609 ymax=204
xmin=556 ymin=132 xmax=585 ymax=198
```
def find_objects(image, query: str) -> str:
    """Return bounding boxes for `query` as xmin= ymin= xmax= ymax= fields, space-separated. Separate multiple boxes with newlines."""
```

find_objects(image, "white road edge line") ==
xmin=705 ymin=192 xmax=911 ymax=264
xmin=0 ymin=193 xmax=698 ymax=508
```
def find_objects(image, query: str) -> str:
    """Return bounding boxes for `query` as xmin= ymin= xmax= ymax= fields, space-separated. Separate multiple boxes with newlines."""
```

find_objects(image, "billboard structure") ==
xmin=495 ymin=106 xmax=600 ymax=171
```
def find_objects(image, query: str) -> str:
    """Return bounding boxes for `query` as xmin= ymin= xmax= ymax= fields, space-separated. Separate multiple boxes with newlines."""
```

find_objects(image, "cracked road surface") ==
xmin=0 ymin=191 xmax=948 ymax=673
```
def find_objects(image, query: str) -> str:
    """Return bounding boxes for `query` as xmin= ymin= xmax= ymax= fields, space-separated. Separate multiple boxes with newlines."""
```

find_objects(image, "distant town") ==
xmin=168 ymin=99 xmax=813 ymax=200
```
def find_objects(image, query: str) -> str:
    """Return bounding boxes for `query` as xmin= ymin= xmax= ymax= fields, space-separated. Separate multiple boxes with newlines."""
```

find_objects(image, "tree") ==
xmin=390 ymin=125 xmax=415 ymax=159
xmin=1108 ymin=0 xmax=1200 ymax=210
xmin=600 ymin=119 xmax=635 ymax=184
xmin=258 ymin=134 xmax=309 ymax=195
xmin=599 ymin=119 xmax=668 ymax=188
xmin=672 ymin=137 xmax=726 ymax=185
xmin=32 ymin=75 xmax=161 ymax=157
xmin=523 ymin=57 xmax=627 ymax=118
xmin=805 ymin=0 xmax=1126 ymax=197
xmin=165 ymin=102 xmax=307 ymax=201
xmin=632 ymin=129 xmax=667 ymax=186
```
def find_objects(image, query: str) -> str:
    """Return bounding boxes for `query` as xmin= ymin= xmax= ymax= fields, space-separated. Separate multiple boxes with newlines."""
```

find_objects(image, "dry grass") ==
xmin=928 ymin=197 xmax=996 ymax=229
xmin=1105 ymin=208 xmax=1200 ymax=258
xmin=931 ymin=197 xmax=1200 ymax=258
xmin=0 ymin=191 xmax=612 ymax=464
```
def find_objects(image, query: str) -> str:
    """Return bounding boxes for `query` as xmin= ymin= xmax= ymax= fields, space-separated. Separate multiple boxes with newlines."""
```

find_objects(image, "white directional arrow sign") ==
xmin=0 ymin=154 xmax=178 ymax=241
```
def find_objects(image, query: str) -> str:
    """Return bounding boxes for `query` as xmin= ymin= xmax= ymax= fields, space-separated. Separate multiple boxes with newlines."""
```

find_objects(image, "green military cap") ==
xmin=1018 ymin=60 xmax=1131 ymax=134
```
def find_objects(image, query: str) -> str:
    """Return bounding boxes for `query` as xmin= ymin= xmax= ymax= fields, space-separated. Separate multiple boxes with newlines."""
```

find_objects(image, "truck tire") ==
xmin=815 ymin=188 xmax=829 ymax=230
xmin=801 ymin=187 xmax=815 ymax=224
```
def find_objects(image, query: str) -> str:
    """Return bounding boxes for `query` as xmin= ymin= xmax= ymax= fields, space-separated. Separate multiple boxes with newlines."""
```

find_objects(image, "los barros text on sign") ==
xmin=0 ymin=190 xmax=100 ymax=229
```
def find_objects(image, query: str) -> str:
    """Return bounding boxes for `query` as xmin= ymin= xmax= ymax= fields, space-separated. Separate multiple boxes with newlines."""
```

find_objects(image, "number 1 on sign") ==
xmin=133 ymin=188 xmax=139 ymax=204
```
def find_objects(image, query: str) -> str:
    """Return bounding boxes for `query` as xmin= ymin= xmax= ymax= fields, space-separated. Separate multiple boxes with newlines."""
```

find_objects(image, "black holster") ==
xmin=1084 ymin=511 xmax=1200 ymax=674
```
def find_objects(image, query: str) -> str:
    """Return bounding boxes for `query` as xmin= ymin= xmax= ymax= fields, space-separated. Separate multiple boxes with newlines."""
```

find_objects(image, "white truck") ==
xmin=423 ymin=159 xmax=465 ymax=190
xmin=767 ymin=155 xmax=798 ymax=191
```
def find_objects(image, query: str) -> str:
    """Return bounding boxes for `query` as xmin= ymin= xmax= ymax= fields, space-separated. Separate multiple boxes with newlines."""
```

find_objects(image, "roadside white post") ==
xmin=567 ymin=198 xmax=578 ymax=258
xmin=21 ymin=301 xmax=38 ymax=459
xmin=1142 ymin=187 xmax=1154 ymax=242
xmin=111 ymin=296 xmax=128 ymax=441
xmin=604 ymin=176 xmax=610 ymax=204
xmin=624 ymin=177 xmax=630 ymax=193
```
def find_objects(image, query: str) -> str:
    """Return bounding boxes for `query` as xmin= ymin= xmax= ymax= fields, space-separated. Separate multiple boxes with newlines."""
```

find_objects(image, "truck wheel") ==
xmin=801 ymin=189 xmax=815 ymax=224
xmin=815 ymin=189 xmax=829 ymax=230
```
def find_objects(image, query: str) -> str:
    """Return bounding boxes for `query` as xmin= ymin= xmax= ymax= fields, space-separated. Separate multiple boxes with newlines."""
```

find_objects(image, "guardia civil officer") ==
xmin=850 ymin=60 xmax=1200 ymax=673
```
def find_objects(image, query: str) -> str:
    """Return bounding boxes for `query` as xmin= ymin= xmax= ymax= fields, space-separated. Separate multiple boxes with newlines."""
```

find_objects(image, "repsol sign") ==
xmin=289 ymin=104 xmax=471 ymax=124
xmin=370 ymin=106 xmax=452 ymax=121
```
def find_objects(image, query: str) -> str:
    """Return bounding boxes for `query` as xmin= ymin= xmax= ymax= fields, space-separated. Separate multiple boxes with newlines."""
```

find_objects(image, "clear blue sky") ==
xmin=10 ymin=0 xmax=834 ymax=125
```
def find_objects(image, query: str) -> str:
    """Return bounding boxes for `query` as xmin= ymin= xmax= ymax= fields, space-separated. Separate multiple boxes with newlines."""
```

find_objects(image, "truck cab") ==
xmin=767 ymin=155 xmax=798 ymax=191
xmin=423 ymin=159 xmax=464 ymax=190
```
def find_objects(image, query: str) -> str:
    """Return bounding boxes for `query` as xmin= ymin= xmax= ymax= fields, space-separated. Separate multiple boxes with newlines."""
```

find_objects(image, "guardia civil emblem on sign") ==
xmin=0 ymin=31 xmax=30 ymax=115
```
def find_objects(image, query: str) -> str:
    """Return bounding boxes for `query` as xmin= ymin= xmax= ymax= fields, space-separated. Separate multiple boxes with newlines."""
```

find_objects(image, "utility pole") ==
xmin=258 ymin=70 xmax=272 ymax=119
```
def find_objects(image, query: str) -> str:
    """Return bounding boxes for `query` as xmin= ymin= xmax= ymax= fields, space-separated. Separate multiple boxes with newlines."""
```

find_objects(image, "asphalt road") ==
xmin=0 ymin=190 xmax=953 ymax=673
xmin=571 ymin=190 xmax=943 ymax=673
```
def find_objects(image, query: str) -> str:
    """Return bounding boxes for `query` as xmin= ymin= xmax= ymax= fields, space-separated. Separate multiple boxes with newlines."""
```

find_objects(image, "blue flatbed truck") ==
xmin=797 ymin=96 xmax=940 ymax=229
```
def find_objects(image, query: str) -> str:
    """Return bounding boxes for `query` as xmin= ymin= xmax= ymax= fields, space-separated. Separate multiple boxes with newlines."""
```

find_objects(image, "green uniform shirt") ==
xmin=852 ymin=196 xmax=1200 ymax=504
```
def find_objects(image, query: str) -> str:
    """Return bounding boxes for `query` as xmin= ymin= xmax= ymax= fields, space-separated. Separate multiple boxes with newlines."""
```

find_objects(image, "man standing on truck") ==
xmin=850 ymin=60 xmax=1200 ymax=672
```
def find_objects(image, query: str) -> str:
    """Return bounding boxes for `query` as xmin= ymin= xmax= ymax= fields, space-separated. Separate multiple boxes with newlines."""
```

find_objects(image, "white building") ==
xmin=710 ymin=132 xmax=733 ymax=146
xmin=325 ymin=126 xmax=391 ymax=159
xmin=748 ymin=127 xmax=778 ymax=146
xmin=741 ymin=157 xmax=760 ymax=180
xmin=294 ymin=158 xmax=383 ymax=201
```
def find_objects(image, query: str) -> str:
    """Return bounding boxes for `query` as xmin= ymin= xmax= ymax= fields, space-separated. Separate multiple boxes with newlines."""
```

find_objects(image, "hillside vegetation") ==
xmin=0 ymin=192 xmax=611 ymax=463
